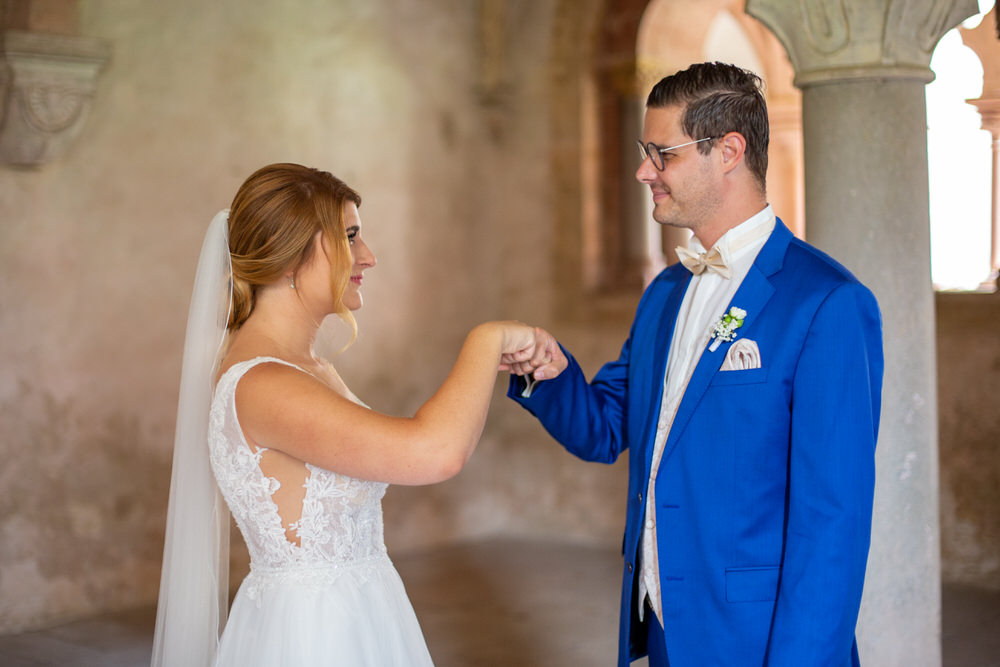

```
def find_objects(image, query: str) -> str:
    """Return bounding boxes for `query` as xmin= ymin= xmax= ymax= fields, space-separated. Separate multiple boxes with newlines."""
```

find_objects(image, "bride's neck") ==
xmin=233 ymin=287 xmax=321 ymax=364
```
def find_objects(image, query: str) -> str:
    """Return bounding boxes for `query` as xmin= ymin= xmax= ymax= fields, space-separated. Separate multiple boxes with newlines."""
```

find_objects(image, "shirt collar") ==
xmin=688 ymin=204 xmax=776 ymax=268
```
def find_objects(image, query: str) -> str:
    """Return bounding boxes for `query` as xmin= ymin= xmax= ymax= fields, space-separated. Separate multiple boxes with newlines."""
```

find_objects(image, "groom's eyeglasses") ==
xmin=637 ymin=137 xmax=716 ymax=171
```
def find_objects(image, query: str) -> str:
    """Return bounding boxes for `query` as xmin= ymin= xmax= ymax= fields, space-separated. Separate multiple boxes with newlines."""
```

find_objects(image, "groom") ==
xmin=509 ymin=62 xmax=883 ymax=666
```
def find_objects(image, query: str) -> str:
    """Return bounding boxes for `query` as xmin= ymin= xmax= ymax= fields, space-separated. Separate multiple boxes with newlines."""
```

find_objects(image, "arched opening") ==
xmin=929 ymin=1 xmax=998 ymax=291
xmin=556 ymin=0 xmax=800 ymax=310
xmin=566 ymin=0 xmax=998 ymax=299
xmin=629 ymin=0 xmax=800 ymax=285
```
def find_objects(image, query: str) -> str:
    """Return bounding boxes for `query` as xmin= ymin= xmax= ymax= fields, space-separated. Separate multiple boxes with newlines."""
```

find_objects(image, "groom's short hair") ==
xmin=647 ymin=62 xmax=769 ymax=192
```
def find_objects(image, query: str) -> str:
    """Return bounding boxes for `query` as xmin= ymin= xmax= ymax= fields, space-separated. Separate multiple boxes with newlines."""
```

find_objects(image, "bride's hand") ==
xmin=498 ymin=325 xmax=567 ymax=380
xmin=494 ymin=320 xmax=538 ymax=358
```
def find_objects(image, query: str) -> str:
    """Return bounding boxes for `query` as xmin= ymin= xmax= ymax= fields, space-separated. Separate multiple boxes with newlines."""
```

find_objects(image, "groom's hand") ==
xmin=500 ymin=327 xmax=567 ymax=381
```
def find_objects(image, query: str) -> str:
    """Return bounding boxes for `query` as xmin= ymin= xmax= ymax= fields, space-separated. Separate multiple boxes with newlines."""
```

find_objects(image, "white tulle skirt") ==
xmin=214 ymin=555 xmax=434 ymax=666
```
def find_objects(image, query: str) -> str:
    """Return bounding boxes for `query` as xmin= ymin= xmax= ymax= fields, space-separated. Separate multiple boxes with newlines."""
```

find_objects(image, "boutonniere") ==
xmin=709 ymin=306 xmax=746 ymax=352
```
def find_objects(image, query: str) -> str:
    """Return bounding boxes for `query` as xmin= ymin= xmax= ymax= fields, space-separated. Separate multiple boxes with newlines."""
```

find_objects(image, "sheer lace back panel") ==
xmin=209 ymin=358 xmax=389 ymax=585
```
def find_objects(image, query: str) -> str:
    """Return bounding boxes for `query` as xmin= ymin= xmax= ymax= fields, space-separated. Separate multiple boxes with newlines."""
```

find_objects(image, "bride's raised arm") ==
xmin=232 ymin=320 xmax=537 ymax=485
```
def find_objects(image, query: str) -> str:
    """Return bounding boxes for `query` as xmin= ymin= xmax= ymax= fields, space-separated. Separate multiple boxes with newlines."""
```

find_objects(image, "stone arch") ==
xmin=547 ymin=0 xmax=802 ymax=318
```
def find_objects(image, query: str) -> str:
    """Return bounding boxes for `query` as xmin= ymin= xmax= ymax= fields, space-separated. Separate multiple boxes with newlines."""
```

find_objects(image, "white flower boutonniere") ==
xmin=709 ymin=306 xmax=746 ymax=352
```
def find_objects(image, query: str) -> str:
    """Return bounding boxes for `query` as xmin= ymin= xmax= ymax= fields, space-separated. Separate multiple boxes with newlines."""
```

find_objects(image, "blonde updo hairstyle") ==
xmin=227 ymin=163 xmax=361 ymax=342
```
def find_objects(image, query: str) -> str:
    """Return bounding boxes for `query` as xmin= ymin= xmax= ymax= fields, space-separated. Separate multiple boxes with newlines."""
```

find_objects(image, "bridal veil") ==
xmin=151 ymin=210 xmax=233 ymax=667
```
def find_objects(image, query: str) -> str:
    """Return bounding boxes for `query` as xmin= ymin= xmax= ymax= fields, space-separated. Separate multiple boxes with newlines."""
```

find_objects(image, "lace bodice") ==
xmin=209 ymin=357 xmax=389 ymax=590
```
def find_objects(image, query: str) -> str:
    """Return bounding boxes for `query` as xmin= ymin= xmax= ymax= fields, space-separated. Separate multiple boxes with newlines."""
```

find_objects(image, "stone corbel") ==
xmin=0 ymin=30 xmax=110 ymax=167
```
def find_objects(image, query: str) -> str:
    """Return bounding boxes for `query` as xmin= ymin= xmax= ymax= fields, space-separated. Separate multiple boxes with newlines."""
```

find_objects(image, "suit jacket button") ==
xmin=627 ymin=562 xmax=633 ymax=573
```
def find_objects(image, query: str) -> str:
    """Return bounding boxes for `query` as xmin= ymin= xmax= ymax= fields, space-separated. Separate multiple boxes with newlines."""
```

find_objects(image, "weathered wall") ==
xmin=1 ymin=0 xmax=997 ymax=638
xmin=936 ymin=290 xmax=1000 ymax=590
xmin=0 ymin=0 xmax=629 ymax=633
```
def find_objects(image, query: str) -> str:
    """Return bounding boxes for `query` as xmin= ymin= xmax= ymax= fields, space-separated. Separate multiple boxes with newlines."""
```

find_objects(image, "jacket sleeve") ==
xmin=765 ymin=281 xmax=884 ymax=666
xmin=507 ymin=337 xmax=633 ymax=465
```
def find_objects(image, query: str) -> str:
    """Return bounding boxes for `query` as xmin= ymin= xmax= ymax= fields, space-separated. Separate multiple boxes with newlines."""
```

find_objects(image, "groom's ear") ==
xmin=717 ymin=132 xmax=747 ymax=175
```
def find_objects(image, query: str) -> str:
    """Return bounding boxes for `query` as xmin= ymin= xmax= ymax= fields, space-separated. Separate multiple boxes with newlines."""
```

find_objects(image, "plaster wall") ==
xmin=1 ymin=0 xmax=997 ymax=639
xmin=0 ymin=0 xmax=628 ymax=633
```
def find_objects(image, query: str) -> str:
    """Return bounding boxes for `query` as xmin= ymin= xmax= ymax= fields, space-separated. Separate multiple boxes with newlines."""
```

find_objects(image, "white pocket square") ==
xmin=720 ymin=339 xmax=761 ymax=371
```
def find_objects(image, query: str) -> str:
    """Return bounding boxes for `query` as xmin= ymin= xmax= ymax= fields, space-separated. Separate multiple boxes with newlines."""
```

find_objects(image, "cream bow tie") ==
xmin=675 ymin=246 xmax=733 ymax=279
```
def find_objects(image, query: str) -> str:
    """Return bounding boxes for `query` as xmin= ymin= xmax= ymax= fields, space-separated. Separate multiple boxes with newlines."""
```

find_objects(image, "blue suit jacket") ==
xmin=509 ymin=221 xmax=883 ymax=667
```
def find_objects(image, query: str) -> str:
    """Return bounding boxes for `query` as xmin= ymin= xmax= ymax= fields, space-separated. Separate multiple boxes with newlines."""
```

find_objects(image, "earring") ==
xmin=289 ymin=275 xmax=296 ymax=290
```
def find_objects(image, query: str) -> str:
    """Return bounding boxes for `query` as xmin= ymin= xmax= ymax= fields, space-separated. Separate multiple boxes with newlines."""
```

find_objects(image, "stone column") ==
xmin=744 ymin=1 xmax=980 ymax=666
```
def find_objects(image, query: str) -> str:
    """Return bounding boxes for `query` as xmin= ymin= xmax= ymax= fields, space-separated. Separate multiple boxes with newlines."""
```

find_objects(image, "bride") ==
xmin=151 ymin=163 xmax=548 ymax=666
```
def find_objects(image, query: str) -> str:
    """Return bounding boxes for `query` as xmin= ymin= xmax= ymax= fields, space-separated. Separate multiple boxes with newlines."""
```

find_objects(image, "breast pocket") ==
xmin=710 ymin=367 xmax=769 ymax=386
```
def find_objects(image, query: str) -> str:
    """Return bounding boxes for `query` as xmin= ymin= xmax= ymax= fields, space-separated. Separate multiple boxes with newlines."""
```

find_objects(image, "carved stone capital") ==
xmin=970 ymin=98 xmax=1000 ymax=137
xmin=1 ymin=30 xmax=110 ymax=167
xmin=745 ymin=0 xmax=980 ymax=87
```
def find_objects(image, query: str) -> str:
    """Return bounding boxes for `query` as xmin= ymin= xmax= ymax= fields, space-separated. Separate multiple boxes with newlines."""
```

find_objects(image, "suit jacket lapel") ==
xmin=649 ymin=272 xmax=691 ymax=396
xmin=638 ymin=271 xmax=690 ymax=481
xmin=656 ymin=221 xmax=792 ymax=465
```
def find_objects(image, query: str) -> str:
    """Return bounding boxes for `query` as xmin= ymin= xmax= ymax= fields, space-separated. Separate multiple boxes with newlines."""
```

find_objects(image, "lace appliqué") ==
xmin=208 ymin=357 xmax=390 ymax=604
xmin=242 ymin=553 xmax=392 ymax=601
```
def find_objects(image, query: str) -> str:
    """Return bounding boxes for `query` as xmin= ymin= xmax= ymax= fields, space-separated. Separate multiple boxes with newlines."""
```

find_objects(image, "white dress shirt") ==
xmin=638 ymin=205 xmax=776 ymax=623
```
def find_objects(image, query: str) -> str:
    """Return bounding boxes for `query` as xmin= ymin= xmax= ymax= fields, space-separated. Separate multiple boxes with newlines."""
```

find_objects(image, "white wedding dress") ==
xmin=208 ymin=357 xmax=434 ymax=666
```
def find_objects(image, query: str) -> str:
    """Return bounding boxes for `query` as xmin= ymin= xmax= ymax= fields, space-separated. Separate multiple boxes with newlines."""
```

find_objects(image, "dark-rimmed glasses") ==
xmin=637 ymin=137 xmax=715 ymax=171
